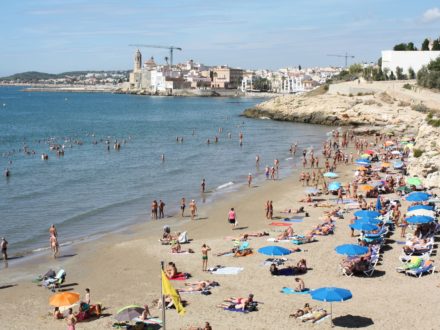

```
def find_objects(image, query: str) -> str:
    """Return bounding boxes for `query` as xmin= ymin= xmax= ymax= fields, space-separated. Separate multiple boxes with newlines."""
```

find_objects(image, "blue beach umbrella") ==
xmin=356 ymin=217 xmax=381 ymax=225
xmin=406 ymin=192 xmax=431 ymax=202
xmin=408 ymin=205 xmax=434 ymax=211
xmin=335 ymin=244 xmax=369 ymax=257
xmin=323 ymin=172 xmax=338 ymax=178
xmin=310 ymin=287 xmax=352 ymax=326
xmin=356 ymin=159 xmax=371 ymax=166
xmin=354 ymin=210 xmax=380 ymax=218
xmin=258 ymin=246 xmax=292 ymax=256
xmin=328 ymin=182 xmax=342 ymax=191
xmin=393 ymin=161 xmax=404 ymax=169
xmin=350 ymin=221 xmax=379 ymax=232
xmin=405 ymin=216 xmax=435 ymax=224
xmin=376 ymin=196 xmax=382 ymax=211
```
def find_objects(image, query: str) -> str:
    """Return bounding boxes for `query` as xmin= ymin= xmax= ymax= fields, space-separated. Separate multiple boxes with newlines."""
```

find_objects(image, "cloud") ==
xmin=422 ymin=7 xmax=440 ymax=22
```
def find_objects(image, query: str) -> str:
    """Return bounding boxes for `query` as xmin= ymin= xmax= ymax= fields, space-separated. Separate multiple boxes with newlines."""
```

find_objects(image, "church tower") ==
xmin=134 ymin=49 xmax=142 ymax=72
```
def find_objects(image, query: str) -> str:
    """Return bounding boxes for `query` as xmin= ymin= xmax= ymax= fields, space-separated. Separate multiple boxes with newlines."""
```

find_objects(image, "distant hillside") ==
xmin=0 ymin=70 xmax=130 ymax=82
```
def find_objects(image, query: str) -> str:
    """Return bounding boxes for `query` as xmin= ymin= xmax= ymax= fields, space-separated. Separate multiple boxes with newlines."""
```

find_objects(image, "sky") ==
xmin=1 ymin=0 xmax=440 ymax=76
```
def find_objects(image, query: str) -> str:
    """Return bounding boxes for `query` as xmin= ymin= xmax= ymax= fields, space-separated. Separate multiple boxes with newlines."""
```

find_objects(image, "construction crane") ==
xmin=327 ymin=53 xmax=355 ymax=67
xmin=128 ymin=44 xmax=182 ymax=66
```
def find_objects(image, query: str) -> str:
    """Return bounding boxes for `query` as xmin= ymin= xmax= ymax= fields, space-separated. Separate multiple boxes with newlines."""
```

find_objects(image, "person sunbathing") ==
xmin=178 ymin=282 xmax=207 ymax=293
xmin=220 ymin=294 xmax=254 ymax=311
xmin=291 ymin=234 xmax=315 ymax=244
xmin=289 ymin=303 xmax=313 ymax=318
xmin=160 ymin=232 xmax=180 ymax=244
xmin=281 ymin=207 xmax=305 ymax=214
xmin=277 ymin=226 xmax=294 ymax=240
xmin=299 ymin=194 xmax=313 ymax=203
xmin=234 ymin=248 xmax=253 ymax=257
xmin=403 ymin=239 xmax=430 ymax=254
xmin=245 ymin=231 xmax=269 ymax=237
xmin=301 ymin=309 xmax=328 ymax=323
xmin=184 ymin=280 xmax=219 ymax=288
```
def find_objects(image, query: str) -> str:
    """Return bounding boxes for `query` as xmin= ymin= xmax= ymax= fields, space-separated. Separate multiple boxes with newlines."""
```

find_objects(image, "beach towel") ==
xmin=281 ymin=287 xmax=311 ymax=294
xmin=283 ymin=219 xmax=303 ymax=223
xmin=266 ymin=238 xmax=291 ymax=242
xmin=169 ymin=272 xmax=189 ymax=281
xmin=132 ymin=317 xmax=163 ymax=325
xmin=211 ymin=267 xmax=243 ymax=275
xmin=224 ymin=307 xmax=249 ymax=313
xmin=273 ymin=268 xmax=297 ymax=276
xmin=262 ymin=258 xmax=287 ymax=266
xmin=269 ymin=222 xmax=293 ymax=227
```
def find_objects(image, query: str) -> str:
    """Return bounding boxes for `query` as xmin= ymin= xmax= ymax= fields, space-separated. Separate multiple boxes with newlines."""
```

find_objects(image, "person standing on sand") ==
xmin=265 ymin=201 xmax=270 ymax=219
xmin=201 ymin=178 xmax=206 ymax=193
xmin=247 ymin=173 xmax=252 ymax=187
xmin=201 ymin=244 xmax=211 ymax=271
xmin=190 ymin=200 xmax=197 ymax=220
xmin=49 ymin=224 xmax=57 ymax=238
xmin=256 ymin=155 xmax=260 ymax=167
xmin=268 ymin=201 xmax=274 ymax=220
xmin=180 ymin=198 xmax=186 ymax=217
xmin=66 ymin=308 xmax=77 ymax=330
xmin=84 ymin=288 xmax=91 ymax=304
xmin=50 ymin=235 xmax=59 ymax=258
xmin=159 ymin=200 xmax=165 ymax=219
xmin=337 ymin=187 xmax=343 ymax=204
xmin=1 ymin=237 xmax=8 ymax=261
xmin=151 ymin=200 xmax=158 ymax=220
xmin=228 ymin=208 xmax=237 ymax=229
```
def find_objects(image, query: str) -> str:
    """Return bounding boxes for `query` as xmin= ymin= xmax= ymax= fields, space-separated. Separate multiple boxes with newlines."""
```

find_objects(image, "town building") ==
xmin=211 ymin=66 xmax=243 ymax=89
xmin=381 ymin=50 xmax=440 ymax=75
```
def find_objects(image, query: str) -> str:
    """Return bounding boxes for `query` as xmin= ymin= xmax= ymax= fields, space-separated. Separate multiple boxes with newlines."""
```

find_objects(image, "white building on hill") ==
xmin=381 ymin=50 xmax=440 ymax=75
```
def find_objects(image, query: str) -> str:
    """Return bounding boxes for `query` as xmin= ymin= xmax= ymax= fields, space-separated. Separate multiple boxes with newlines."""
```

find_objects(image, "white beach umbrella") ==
xmin=406 ymin=210 xmax=436 ymax=218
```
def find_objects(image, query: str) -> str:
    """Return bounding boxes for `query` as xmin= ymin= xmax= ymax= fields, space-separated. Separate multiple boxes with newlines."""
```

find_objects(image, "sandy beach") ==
xmin=1 ymin=123 xmax=439 ymax=330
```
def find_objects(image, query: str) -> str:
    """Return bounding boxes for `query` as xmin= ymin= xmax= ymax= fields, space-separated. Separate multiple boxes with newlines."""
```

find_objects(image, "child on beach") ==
xmin=228 ymin=208 xmax=237 ymax=229
xmin=201 ymin=244 xmax=211 ymax=271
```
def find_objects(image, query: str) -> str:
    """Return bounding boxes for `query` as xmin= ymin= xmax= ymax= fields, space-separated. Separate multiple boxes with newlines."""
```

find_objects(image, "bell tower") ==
xmin=134 ymin=49 xmax=142 ymax=72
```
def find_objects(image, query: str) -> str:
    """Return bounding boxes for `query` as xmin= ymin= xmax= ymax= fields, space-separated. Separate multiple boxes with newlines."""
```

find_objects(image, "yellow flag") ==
xmin=161 ymin=270 xmax=186 ymax=315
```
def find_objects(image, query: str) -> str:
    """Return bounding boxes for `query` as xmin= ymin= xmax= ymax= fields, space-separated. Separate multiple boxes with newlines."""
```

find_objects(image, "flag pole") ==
xmin=161 ymin=261 xmax=166 ymax=330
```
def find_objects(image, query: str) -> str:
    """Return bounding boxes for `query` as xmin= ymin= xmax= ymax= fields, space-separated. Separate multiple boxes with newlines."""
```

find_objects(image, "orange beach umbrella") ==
xmin=381 ymin=162 xmax=391 ymax=168
xmin=49 ymin=292 xmax=80 ymax=307
xmin=358 ymin=185 xmax=374 ymax=192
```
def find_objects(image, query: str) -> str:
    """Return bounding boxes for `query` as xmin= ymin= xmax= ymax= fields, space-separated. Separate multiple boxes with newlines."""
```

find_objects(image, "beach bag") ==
xmin=178 ymin=231 xmax=188 ymax=243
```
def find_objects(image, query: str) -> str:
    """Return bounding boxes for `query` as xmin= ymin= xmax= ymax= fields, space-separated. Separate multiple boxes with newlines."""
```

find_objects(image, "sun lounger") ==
xmin=405 ymin=260 xmax=435 ymax=277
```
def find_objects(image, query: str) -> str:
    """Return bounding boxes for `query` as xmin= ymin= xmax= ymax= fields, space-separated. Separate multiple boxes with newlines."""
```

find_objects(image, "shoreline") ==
xmin=1 ymin=130 xmax=320 ymax=267
xmin=0 ymin=83 xmax=278 ymax=98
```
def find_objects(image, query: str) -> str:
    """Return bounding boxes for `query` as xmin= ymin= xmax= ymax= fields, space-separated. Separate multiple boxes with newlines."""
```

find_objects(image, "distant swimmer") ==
xmin=161 ymin=154 xmax=165 ymax=162
xmin=214 ymin=136 xmax=218 ymax=143
xmin=256 ymin=155 xmax=260 ymax=166
xmin=41 ymin=153 xmax=49 ymax=160
xmin=228 ymin=132 xmax=232 ymax=139
xmin=201 ymin=178 xmax=206 ymax=193
xmin=248 ymin=173 xmax=253 ymax=187
xmin=4 ymin=168 xmax=10 ymax=177
xmin=207 ymin=139 xmax=210 ymax=145
xmin=180 ymin=197 xmax=186 ymax=217
xmin=192 ymin=129 xmax=195 ymax=136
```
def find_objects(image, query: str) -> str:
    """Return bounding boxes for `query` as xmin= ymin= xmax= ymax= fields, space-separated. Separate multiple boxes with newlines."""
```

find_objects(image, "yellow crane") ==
xmin=129 ymin=44 xmax=182 ymax=66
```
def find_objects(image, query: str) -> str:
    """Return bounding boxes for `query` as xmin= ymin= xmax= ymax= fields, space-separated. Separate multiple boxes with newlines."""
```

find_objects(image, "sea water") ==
xmin=0 ymin=86 xmax=331 ymax=256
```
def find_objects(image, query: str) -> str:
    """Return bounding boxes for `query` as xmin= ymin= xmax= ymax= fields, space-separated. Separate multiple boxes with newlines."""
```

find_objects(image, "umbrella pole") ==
xmin=161 ymin=261 xmax=166 ymax=330
xmin=330 ymin=302 xmax=333 ymax=328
